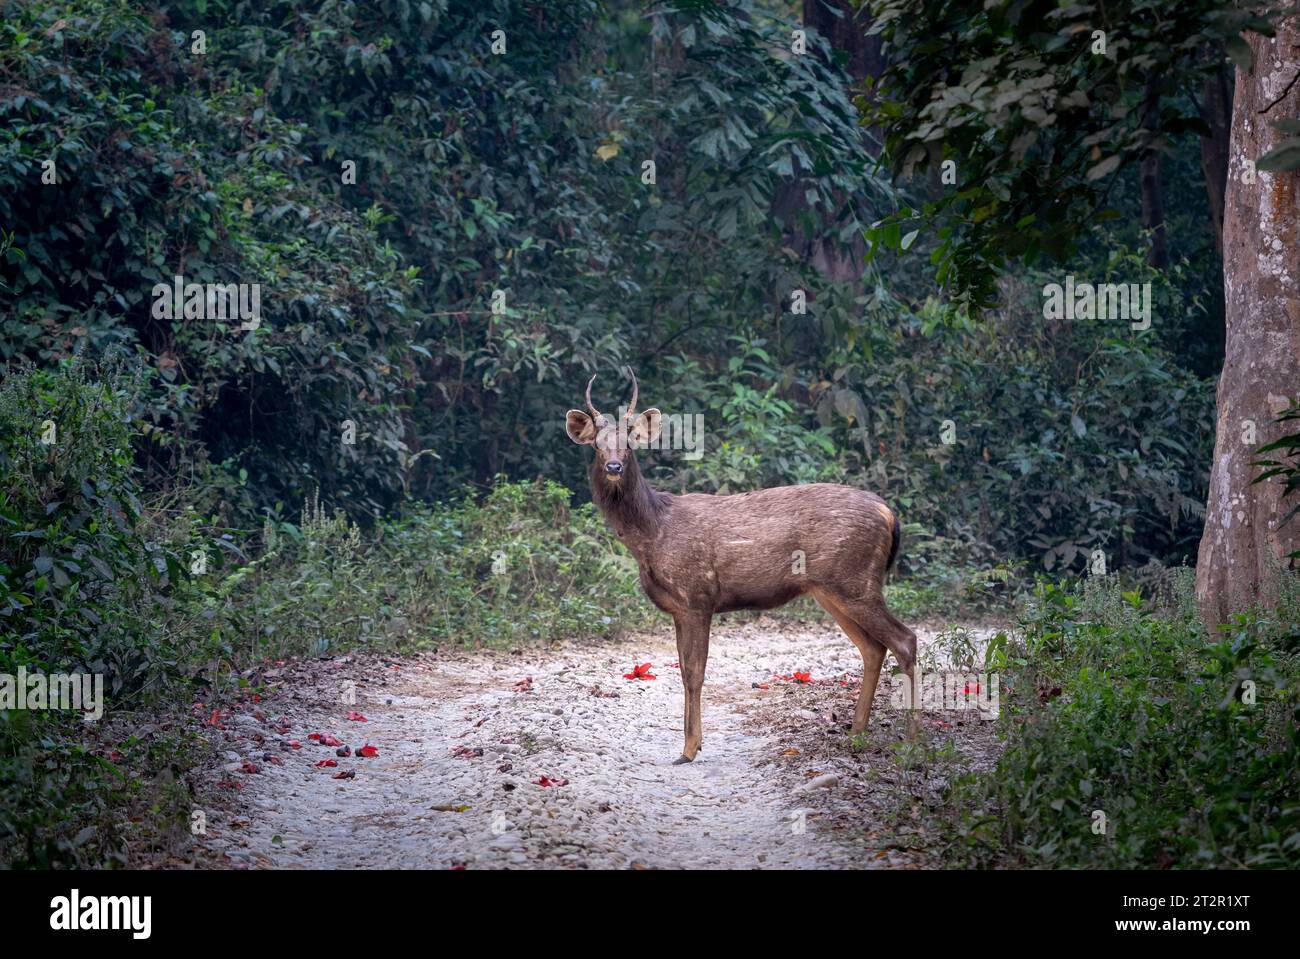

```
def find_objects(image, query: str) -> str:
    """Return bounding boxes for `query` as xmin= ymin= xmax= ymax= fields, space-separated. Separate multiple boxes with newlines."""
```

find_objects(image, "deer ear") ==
xmin=566 ymin=410 xmax=597 ymax=445
xmin=629 ymin=408 xmax=662 ymax=447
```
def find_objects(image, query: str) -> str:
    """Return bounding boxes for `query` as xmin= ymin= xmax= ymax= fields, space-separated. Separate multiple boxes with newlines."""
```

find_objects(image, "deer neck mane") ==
xmin=590 ymin=451 xmax=666 ymax=543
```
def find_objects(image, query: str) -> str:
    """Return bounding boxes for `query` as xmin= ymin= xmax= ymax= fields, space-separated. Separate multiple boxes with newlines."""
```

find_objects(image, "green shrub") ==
xmin=0 ymin=356 xmax=198 ymax=868
xmin=1253 ymin=402 xmax=1300 ymax=562
xmin=0 ymin=356 xmax=180 ymax=690
xmin=390 ymin=479 xmax=651 ymax=647
xmin=950 ymin=576 xmax=1300 ymax=868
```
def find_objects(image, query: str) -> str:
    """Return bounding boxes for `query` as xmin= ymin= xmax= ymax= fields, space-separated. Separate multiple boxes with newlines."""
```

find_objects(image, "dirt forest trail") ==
xmin=193 ymin=620 xmax=1000 ymax=870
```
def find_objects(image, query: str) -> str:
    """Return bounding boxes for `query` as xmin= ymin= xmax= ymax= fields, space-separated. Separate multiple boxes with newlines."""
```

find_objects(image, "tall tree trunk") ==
xmin=1139 ymin=74 xmax=1169 ymax=269
xmin=802 ymin=0 xmax=884 ymax=82
xmin=1196 ymin=16 xmax=1300 ymax=627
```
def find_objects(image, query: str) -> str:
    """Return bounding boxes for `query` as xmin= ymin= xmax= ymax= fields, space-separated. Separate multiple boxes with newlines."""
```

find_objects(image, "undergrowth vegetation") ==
xmin=182 ymin=480 xmax=649 ymax=664
xmin=941 ymin=575 xmax=1300 ymax=869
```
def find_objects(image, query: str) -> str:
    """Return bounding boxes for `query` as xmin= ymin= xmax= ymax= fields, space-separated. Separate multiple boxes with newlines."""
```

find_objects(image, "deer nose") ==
xmin=605 ymin=461 xmax=623 ymax=476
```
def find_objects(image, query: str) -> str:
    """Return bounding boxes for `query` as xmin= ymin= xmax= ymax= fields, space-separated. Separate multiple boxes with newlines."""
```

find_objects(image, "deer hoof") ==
xmin=672 ymin=754 xmax=694 ymax=765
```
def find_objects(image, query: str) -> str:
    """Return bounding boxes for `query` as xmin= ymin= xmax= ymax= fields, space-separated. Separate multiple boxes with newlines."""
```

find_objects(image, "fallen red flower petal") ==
xmin=358 ymin=744 xmax=379 ymax=758
xmin=623 ymin=662 xmax=656 ymax=681
xmin=793 ymin=671 xmax=812 ymax=684
xmin=532 ymin=776 xmax=569 ymax=787
xmin=314 ymin=759 xmax=338 ymax=768
xmin=241 ymin=762 xmax=259 ymax=774
xmin=307 ymin=732 xmax=321 ymax=741
xmin=319 ymin=734 xmax=344 ymax=747
xmin=346 ymin=711 xmax=368 ymax=722
xmin=333 ymin=769 xmax=356 ymax=780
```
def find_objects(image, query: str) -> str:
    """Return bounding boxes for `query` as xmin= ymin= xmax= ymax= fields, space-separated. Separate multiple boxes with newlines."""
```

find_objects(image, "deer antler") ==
xmin=625 ymin=368 xmax=639 ymax=422
xmin=585 ymin=373 xmax=601 ymax=421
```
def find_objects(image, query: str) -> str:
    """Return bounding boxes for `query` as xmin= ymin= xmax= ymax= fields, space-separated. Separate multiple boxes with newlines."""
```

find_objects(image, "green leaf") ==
xmin=1225 ymin=36 xmax=1253 ymax=74
xmin=1256 ymin=138 xmax=1300 ymax=174
xmin=1086 ymin=155 xmax=1120 ymax=181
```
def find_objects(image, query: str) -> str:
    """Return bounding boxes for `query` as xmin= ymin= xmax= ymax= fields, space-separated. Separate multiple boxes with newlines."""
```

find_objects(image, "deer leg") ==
xmin=852 ymin=639 xmax=887 ymax=735
xmin=880 ymin=607 xmax=921 ymax=739
xmin=832 ymin=595 xmax=920 ymax=739
xmin=811 ymin=590 xmax=888 ymax=734
xmin=878 ymin=603 xmax=922 ymax=739
xmin=672 ymin=611 xmax=711 ymax=765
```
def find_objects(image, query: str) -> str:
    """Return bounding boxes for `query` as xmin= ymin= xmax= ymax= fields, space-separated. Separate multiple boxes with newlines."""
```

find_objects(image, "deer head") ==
xmin=565 ymin=369 xmax=662 ymax=483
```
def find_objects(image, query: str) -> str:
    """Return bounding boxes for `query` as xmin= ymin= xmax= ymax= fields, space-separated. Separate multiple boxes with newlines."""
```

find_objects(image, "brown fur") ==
xmin=567 ymin=375 xmax=918 ymax=763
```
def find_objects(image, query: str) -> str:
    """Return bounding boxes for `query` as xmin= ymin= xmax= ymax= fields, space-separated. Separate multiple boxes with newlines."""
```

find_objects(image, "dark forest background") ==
xmin=2 ymin=0 xmax=1227 ymax=576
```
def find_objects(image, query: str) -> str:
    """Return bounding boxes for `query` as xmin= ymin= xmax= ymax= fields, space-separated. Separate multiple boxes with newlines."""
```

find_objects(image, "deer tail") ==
xmin=886 ymin=510 xmax=901 ymax=571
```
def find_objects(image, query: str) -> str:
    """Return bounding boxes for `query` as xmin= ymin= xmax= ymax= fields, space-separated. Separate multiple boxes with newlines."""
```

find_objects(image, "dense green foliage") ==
xmin=1254 ymin=404 xmax=1300 ymax=561
xmin=182 ymin=480 xmax=648 ymax=662
xmin=948 ymin=577 xmax=1300 ymax=868
xmin=0 ymin=359 xmax=182 ymax=696
xmin=1 ymin=0 xmax=883 ymax=514
xmin=862 ymin=0 xmax=1274 ymax=311
xmin=0 ymin=358 xmax=194 ymax=867
xmin=2 ymin=0 xmax=1289 ymax=871
xmin=2 ymin=0 xmax=1216 ymax=579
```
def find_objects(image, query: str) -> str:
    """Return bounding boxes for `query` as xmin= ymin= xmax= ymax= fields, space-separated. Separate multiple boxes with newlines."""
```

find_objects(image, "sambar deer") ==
xmin=566 ymin=370 xmax=918 ymax=765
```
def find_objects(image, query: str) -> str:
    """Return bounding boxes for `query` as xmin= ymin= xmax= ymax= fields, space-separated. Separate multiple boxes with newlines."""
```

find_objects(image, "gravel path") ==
xmin=196 ymin=619 xmax=997 ymax=869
